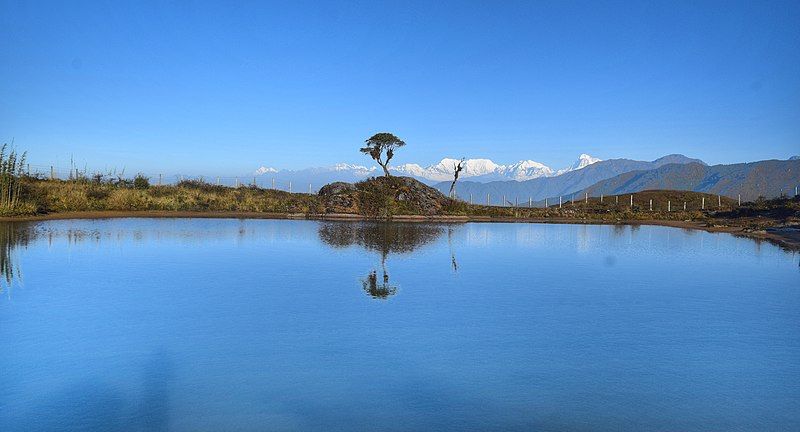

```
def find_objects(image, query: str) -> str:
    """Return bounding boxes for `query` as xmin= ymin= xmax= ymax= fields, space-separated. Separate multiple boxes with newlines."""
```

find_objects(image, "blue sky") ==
xmin=1 ymin=0 xmax=799 ymax=175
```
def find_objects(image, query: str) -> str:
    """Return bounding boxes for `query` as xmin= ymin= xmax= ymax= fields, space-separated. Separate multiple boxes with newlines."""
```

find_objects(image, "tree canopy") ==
xmin=360 ymin=132 xmax=405 ymax=177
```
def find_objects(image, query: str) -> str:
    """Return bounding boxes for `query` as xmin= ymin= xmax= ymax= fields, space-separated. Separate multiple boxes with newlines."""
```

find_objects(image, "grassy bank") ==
xmin=7 ymin=177 xmax=320 ymax=216
xmin=3 ymin=175 xmax=799 ymax=249
xmin=4 ymin=176 xmax=798 ymax=228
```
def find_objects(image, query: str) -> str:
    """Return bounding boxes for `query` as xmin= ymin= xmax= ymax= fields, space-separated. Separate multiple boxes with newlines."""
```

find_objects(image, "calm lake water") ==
xmin=0 ymin=218 xmax=798 ymax=431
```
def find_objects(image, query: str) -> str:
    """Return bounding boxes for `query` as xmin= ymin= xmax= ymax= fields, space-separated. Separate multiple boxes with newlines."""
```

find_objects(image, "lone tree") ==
xmin=360 ymin=132 xmax=405 ymax=177
xmin=449 ymin=157 xmax=465 ymax=198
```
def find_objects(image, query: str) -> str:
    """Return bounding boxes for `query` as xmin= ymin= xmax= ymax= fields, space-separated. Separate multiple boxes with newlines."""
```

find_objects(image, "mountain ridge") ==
xmin=253 ymin=153 xmax=624 ymax=189
xmin=433 ymin=154 xmax=706 ymax=204
xmin=572 ymin=159 xmax=800 ymax=202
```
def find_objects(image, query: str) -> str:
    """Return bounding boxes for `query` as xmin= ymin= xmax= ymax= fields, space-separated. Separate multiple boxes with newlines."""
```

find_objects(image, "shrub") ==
xmin=133 ymin=173 xmax=150 ymax=190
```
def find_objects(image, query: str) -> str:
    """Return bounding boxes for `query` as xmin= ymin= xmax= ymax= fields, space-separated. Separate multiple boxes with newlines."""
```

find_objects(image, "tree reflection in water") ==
xmin=318 ymin=222 xmax=446 ymax=299
xmin=362 ymin=270 xmax=396 ymax=299
xmin=0 ymin=222 xmax=30 ymax=296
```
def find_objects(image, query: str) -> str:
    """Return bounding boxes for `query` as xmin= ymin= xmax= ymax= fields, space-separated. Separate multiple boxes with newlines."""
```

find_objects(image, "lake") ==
xmin=0 ymin=218 xmax=798 ymax=431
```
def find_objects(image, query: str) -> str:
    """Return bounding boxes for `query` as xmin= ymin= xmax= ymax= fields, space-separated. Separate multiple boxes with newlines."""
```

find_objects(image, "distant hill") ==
xmin=575 ymin=159 xmax=800 ymax=201
xmin=434 ymin=154 xmax=704 ymax=204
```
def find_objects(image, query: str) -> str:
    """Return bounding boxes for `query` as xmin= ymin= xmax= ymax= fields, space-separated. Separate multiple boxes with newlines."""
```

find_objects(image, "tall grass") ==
xmin=0 ymin=143 xmax=27 ymax=212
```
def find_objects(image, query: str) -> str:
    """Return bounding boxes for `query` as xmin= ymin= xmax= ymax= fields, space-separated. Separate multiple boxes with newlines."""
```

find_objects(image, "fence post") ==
xmin=668 ymin=201 xmax=671 ymax=212
xmin=559 ymin=196 xmax=562 ymax=208
xmin=738 ymin=194 xmax=741 ymax=206
xmin=718 ymin=195 xmax=721 ymax=208
xmin=615 ymin=195 xmax=618 ymax=204
xmin=545 ymin=198 xmax=548 ymax=208
xmin=309 ymin=183 xmax=312 ymax=194
xmin=158 ymin=173 xmax=162 ymax=186
xmin=600 ymin=194 xmax=603 ymax=203
xmin=236 ymin=177 xmax=239 ymax=188
xmin=529 ymin=197 xmax=532 ymax=207
xmin=289 ymin=181 xmax=292 ymax=193
xmin=683 ymin=201 xmax=686 ymax=211
xmin=702 ymin=197 xmax=705 ymax=209
xmin=469 ymin=193 xmax=472 ymax=205
xmin=585 ymin=192 xmax=588 ymax=204
xmin=649 ymin=199 xmax=652 ymax=211
xmin=630 ymin=194 xmax=633 ymax=208
xmin=50 ymin=166 xmax=55 ymax=180
xmin=216 ymin=176 xmax=220 ymax=186
xmin=487 ymin=193 xmax=490 ymax=206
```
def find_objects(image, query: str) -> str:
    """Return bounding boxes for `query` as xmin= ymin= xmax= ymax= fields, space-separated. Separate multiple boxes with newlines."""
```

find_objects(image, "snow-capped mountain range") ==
xmin=254 ymin=154 xmax=602 ymax=185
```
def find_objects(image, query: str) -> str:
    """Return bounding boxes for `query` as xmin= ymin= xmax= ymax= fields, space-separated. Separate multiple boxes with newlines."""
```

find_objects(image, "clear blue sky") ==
xmin=1 ymin=0 xmax=799 ymax=175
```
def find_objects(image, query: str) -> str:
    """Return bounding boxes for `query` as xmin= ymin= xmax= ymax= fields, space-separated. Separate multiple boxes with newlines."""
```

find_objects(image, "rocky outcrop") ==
xmin=318 ymin=182 xmax=359 ymax=213
xmin=318 ymin=176 xmax=453 ymax=217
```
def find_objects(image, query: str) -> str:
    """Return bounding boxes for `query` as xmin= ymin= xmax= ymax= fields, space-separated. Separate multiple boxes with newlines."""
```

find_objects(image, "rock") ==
xmin=318 ymin=176 xmax=451 ymax=217
xmin=318 ymin=182 xmax=358 ymax=213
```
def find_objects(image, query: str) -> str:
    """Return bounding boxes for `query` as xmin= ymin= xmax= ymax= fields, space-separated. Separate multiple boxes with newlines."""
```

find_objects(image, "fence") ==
xmin=454 ymin=187 xmax=799 ymax=211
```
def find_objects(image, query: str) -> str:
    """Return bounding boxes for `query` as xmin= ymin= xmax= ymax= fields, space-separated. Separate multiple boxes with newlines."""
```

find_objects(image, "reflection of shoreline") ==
xmin=4 ymin=211 xmax=797 ymax=251
xmin=0 ymin=222 xmax=30 ymax=293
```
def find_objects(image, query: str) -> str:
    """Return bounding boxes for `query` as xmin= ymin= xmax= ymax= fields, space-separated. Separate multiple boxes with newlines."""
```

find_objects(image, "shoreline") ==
xmin=2 ymin=210 xmax=798 ymax=250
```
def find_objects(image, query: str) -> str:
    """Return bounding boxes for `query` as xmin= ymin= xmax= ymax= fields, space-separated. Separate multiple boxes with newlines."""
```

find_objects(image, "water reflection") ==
xmin=362 ymin=270 xmax=397 ymax=299
xmin=0 ymin=222 xmax=30 ymax=295
xmin=318 ymin=222 xmax=446 ymax=299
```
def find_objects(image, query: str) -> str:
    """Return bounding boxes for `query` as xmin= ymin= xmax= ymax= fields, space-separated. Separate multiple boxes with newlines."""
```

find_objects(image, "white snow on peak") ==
xmin=333 ymin=163 xmax=375 ymax=173
xmin=391 ymin=158 xmax=504 ymax=182
xmin=392 ymin=155 xmax=600 ymax=181
xmin=254 ymin=153 xmax=602 ymax=183
xmin=500 ymin=160 xmax=555 ymax=180
xmin=556 ymin=154 xmax=602 ymax=175
xmin=254 ymin=166 xmax=278 ymax=175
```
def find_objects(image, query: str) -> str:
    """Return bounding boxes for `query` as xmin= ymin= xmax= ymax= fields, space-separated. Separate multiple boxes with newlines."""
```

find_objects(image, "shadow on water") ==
xmin=1 ymin=349 xmax=174 ymax=432
xmin=318 ymin=222 xmax=447 ymax=299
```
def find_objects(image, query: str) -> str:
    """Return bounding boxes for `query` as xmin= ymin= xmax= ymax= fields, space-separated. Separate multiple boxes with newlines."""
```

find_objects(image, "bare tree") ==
xmin=360 ymin=133 xmax=405 ymax=177
xmin=449 ymin=158 xmax=465 ymax=198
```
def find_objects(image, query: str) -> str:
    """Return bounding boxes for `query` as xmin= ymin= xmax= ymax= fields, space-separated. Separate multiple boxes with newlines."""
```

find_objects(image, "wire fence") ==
xmin=454 ymin=186 xmax=799 ymax=210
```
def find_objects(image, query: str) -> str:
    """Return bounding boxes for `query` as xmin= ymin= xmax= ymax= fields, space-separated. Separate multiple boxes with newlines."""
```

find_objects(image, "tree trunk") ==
xmin=381 ymin=163 xmax=390 ymax=177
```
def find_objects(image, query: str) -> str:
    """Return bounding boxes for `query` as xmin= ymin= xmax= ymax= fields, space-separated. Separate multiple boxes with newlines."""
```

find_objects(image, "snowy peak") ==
xmin=253 ymin=153 xmax=606 ymax=185
xmin=573 ymin=153 xmax=602 ymax=169
xmin=392 ymin=158 xmax=504 ymax=182
xmin=556 ymin=154 xmax=602 ymax=175
xmin=254 ymin=166 xmax=278 ymax=175
xmin=501 ymin=160 xmax=555 ymax=180
xmin=392 ymin=158 xmax=551 ymax=181
xmin=332 ymin=163 xmax=375 ymax=173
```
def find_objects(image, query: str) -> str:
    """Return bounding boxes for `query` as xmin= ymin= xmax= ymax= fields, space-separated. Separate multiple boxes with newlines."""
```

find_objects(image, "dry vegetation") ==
xmin=13 ymin=176 xmax=320 ymax=216
xmin=5 ymin=173 xmax=799 ymax=241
